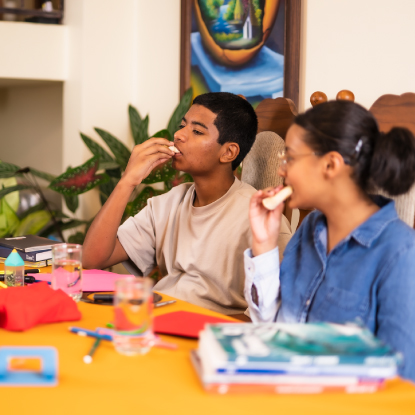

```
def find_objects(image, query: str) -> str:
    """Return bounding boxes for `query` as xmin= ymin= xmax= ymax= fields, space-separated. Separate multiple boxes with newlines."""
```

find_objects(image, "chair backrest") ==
xmin=369 ymin=93 xmax=415 ymax=227
xmin=241 ymin=131 xmax=285 ymax=190
xmin=255 ymin=97 xmax=298 ymax=139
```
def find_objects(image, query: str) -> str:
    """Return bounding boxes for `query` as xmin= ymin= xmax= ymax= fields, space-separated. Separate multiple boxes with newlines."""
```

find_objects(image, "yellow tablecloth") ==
xmin=1 ymin=286 xmax=415 ymax=414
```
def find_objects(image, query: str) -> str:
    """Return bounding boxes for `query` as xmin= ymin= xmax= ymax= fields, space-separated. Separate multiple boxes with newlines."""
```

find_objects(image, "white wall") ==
xmin=299 ymin=0 xmax=415 ymax=111
xmin=0 ymin=83 xmax=63 ymax=175
xmin=63 ymin=0 xmax=181 ymax=219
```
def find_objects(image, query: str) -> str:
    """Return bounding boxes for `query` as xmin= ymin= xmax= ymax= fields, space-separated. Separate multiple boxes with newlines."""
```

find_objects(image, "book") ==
xmin=0 ymin=246 xmax=52 ymax=262
xmin=0 ymin=235 xmax=61 ymax=253
xmin=190 ymin=350 xmax=385 ymax=395
xmin=198 ymin=322 xmax=401 ymax=379
xmin=0 ymin=257 xmax=48 ymax=268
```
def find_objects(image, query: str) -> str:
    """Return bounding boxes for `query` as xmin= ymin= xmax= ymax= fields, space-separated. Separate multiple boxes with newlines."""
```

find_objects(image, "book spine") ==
xmin=203 ymin=381 xmax=384 ymax=395
xmin=0 ymin=247 xmax=51 ymax=262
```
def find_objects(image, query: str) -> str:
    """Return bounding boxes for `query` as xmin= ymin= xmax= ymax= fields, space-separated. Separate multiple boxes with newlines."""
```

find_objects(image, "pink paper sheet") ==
xmin=28 ymin=269 xmax=126 ymax=292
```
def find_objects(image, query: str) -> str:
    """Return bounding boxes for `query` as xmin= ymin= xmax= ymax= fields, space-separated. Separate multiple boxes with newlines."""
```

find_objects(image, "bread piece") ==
xmin=262 ymin=186 xmax=293 ymax=210
xmin=169 ymin=146 xmax=180 ymax=153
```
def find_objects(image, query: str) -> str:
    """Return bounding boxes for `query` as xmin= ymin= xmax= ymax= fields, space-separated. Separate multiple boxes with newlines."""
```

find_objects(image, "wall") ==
xmin=299 ymin=0 xmax=415 ymax=111
xmin=0 ymin=82 xmax=63 ymax=175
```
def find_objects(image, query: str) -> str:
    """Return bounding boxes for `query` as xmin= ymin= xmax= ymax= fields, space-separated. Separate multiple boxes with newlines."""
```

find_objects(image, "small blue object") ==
xmin=0 ymin=346 xmax=58 ymax=387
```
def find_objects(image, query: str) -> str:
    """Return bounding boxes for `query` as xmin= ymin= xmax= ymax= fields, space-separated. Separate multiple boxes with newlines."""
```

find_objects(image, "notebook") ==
xmin=28 ymin=269 xmax=125 ymax=292
xmin=0 ymin=235 xmax=60 ymax=253
xmin=153 ymin=310 xmax=235 ymax=339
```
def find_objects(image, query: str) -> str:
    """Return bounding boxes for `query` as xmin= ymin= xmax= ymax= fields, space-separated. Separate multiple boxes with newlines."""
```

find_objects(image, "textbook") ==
xmin=0 ymin=246 xmax=52 ymax=262
xmin=195 ymin=322 xmax=401 ymax=391
xmin=0 ymin=235 xmax=60 ymax=253
xmin=190 ymin=350 xmax=385 ymax=395
xmin=0 ymin=257 xmax=49 ymax=268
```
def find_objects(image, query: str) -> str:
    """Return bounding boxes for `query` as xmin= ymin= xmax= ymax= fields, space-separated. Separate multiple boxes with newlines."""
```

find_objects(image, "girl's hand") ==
xmin=250 ymin=185 xmax=286 ymax=257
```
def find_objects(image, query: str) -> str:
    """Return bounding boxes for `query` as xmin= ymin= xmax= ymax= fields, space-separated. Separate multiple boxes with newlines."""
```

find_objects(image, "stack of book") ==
xmin=192 ymin=322 xmax=401 ymax=394
xmin=0 ymin=235 xmax=61 ymax=267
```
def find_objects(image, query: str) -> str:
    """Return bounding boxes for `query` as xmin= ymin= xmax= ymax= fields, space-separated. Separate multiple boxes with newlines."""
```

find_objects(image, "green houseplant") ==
xmin=0 ymin=88 xmax=194 ymax=243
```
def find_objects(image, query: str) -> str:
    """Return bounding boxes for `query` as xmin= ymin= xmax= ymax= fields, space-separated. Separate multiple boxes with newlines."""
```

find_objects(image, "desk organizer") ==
xmin=0 ymin=346 xmax=58 ymax=387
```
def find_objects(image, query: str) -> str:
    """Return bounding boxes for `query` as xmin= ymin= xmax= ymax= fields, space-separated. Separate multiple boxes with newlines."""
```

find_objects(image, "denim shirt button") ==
xmin=306 ymin=299 xmax=311 ymax=306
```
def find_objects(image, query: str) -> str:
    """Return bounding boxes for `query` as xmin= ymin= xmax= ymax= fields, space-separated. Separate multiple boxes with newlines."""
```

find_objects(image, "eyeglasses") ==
xmin=277 ymin=150 xmax=318 ymax=170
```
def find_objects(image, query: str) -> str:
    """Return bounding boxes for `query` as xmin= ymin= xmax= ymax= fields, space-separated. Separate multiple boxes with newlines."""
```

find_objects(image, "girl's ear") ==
xmin=322 ymin=151 xmax=347 ymax=179
xmin=220 ymin=142 xmax=240 ymax=164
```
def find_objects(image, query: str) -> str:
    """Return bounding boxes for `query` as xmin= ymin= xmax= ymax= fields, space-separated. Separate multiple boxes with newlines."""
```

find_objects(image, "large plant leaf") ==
xmin=64 ymin=194 xmax=79 ymax=213
xmin=123 ymin=186 xmax=163 ymax=219
xmin=29 ymin=168 xmax=56 ymax=182
xmin=14 ymin=210 xmax=51 ymax=236
xmin=0 ymin=178 xmax=19 ymax=211
xmin=0 ymin=197 xmax=19 ymax=237
xmin=152 ymin=129 xmax=173 ymax=141
xmin=18 ymin=202 xmax=45 ymax=220
xmin=129 ymin=105 xmax=149 ymax=145
xmin=68 ymin=231 xmax=86 ymax=244
xmin=0 ymin=161 xmax=20 ymax=178
xmin=94 ymin=128 xmax=131 ymax=169
xmin=99 ymin=161 xmax=120 ymax=171
xmin=49 ymin=157 xmax=110 ymax=196
xmin=142 ymin=160 xmax=177 ymax=185
xmin=81 ymin=132 xmax=115 ymax=163
xmin=167 ymin=87 xmax=193 ymax=139
xmin=99 ymin=177 xmax=118 ymax=206
xmin=0 ymin=184 xmax=32 ymax=199
xmin=39 ymin=219 xmax=88 ymax=238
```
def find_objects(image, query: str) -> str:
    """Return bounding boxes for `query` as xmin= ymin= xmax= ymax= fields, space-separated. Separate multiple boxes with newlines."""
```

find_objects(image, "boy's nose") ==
xmin=174 ymin=128 xmax=187 ymax=142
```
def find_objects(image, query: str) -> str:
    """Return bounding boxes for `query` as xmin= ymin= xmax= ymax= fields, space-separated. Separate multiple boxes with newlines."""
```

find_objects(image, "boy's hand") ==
xmin=250 ymin=186 xmax=285 ymax=257
xmin=120 ymin=138 xmax=176 ymax=188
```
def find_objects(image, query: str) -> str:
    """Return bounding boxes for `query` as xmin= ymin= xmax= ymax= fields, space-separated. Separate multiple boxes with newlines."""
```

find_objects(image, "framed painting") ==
xmin=180 ymin=0 xmax=301 ymax=108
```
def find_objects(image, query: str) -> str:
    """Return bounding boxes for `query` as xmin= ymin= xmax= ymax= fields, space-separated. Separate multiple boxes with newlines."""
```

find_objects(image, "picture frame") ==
xmin=180 ymin=0 xmax=302 ymax=108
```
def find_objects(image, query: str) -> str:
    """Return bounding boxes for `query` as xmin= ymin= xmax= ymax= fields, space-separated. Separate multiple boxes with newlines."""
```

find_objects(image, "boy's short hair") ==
xmin=192 ymin=92 xmax=258 ymax=170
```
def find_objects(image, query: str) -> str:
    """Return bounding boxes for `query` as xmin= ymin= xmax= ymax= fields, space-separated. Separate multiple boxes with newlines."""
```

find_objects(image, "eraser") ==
xmin=169 ymin=146 xmax=180 ymax=154
xmin=262 ymin=186 xmax=293 ymax=210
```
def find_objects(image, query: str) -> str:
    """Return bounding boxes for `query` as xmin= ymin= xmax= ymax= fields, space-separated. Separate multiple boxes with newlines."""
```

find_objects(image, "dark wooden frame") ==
xmin=180 ymin=0 xmax=302 ymax=108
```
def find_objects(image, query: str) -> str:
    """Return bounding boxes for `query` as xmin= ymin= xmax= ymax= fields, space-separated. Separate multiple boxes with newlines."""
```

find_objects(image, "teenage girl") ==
xmin=244 ymin=100 xmax=415 ymax=381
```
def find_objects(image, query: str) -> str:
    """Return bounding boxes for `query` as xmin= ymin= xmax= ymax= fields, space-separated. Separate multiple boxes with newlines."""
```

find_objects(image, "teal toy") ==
xmin=4 ymin=249 xmax=25 ymax=287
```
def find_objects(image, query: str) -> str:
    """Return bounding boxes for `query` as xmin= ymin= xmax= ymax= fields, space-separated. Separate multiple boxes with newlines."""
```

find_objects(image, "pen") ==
xmin=0 ymin=275 xmax=45 ymax=284
xmin=154 ymin=300 xmax=176 ymax=308
xmin=83 ymin=338 xmax=101 ymax=364
xmin=69 ymin=327 xmax=113 ymax=341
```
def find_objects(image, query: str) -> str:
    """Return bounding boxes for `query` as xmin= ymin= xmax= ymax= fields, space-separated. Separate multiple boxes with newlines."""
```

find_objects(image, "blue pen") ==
xmin=34 ymin=279 xmax=51 ymax=285
xmin=69 ymin=327 xmax=113 ymax=341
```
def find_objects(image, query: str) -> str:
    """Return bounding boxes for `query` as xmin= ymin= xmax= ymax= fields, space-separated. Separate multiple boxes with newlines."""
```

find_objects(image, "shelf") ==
xmin=0 ymin=21 xmax=66 ymax=82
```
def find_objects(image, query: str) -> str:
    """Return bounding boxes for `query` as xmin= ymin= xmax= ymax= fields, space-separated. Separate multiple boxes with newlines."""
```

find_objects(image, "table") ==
xmin=1 ymin=280 xmax=415 ymax=414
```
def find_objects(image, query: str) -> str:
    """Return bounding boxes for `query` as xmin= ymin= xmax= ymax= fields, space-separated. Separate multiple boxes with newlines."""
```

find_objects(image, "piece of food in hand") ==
xmin=262 ymin=186 xmax=293 ymax=210
xmin=168 ymin=146 xmax=180 ymax=154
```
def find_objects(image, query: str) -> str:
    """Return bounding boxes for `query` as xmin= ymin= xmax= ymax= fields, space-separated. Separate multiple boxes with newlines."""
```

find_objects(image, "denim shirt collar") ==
xmin=314 ymin=196 xmax=399 ymax=252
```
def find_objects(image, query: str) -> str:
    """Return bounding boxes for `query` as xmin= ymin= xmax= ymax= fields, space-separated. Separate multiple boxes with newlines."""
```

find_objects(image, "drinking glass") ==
xmin=113 ymin=277 xmax=154 ymax=356
xmin=51 ymin=244 xmax=82 ymax=302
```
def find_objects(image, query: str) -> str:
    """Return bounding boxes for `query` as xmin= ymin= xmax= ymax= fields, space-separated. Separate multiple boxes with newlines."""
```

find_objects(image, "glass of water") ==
xmin=113 ymin=277 xmax=154 ymax=356
xmin=51 ymin=244 xmax=82 ymax=302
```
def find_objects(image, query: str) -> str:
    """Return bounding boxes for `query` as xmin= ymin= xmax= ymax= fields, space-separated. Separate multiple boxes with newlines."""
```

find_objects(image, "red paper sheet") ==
xmin=28 ymin=269 xmax=125 ymax=292
xmin=153 ymin=310 xmax=235 ymax=339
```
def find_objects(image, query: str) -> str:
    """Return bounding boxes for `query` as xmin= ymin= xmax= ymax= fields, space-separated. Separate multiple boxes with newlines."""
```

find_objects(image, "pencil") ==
xmin=83 ymin=338 xmax=101 ymax=364
xmin=0 ymin=281 xmax=7 ymax=289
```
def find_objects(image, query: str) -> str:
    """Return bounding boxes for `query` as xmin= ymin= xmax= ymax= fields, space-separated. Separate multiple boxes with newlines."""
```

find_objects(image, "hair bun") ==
xmin=370 ymin=127 xmax=415 ymax=195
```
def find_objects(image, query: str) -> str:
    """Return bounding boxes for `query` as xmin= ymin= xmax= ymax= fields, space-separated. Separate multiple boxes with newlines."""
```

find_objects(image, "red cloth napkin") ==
xmin=0 ymin=282 xmax=81 ymax=331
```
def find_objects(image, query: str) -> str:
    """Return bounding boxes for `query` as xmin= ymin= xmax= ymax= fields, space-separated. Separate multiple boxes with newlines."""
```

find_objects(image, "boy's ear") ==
xmin=219 ymin=142 xmax=240 ymax=164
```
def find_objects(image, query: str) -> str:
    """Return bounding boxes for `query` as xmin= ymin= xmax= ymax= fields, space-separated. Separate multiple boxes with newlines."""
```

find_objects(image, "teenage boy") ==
xmin=83 ymin=92 xmax=292 ymax=315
